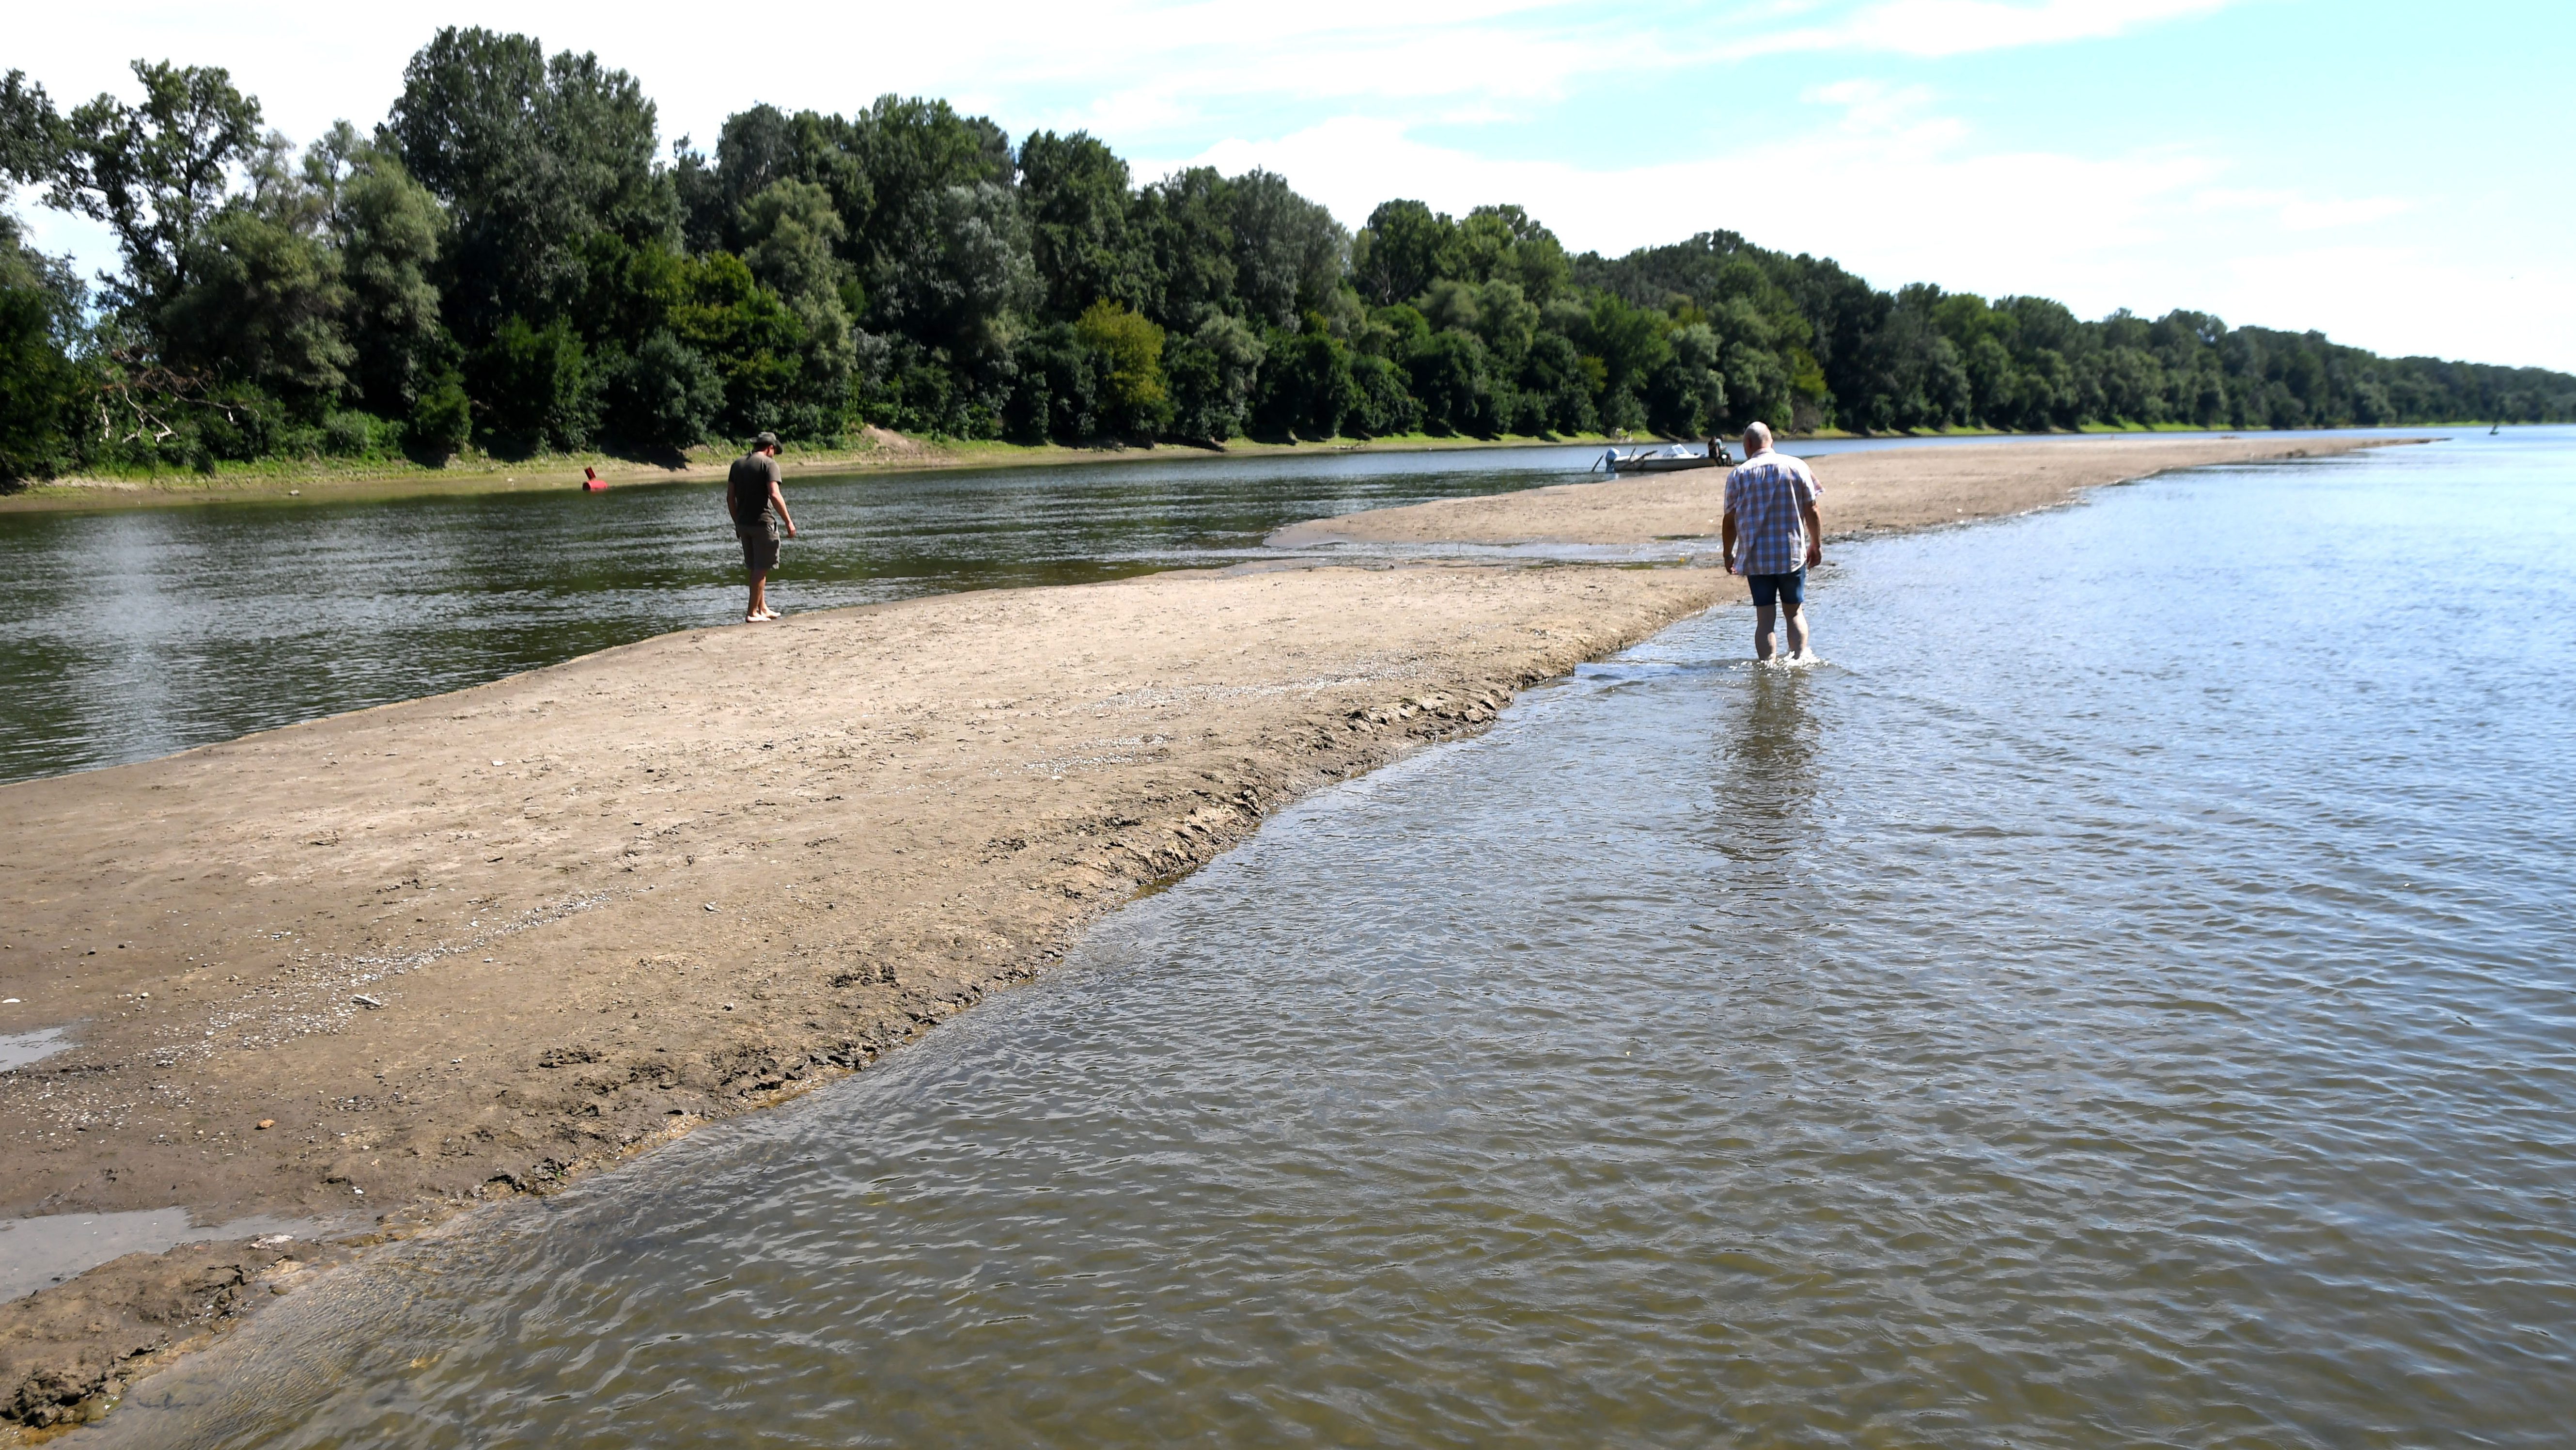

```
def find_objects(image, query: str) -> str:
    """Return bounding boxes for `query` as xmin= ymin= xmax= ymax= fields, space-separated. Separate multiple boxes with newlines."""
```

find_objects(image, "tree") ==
xmin=1406 ymin=328 xmax=1502 ymax=437
xmin=872 ymin=180 xmax=1032 ymax=362
xmin=158 ymin=189 xmax=352 ymax=415
xmin=1253 ymin=322 xmax=1357 ymax=440
xmin=1455 ymin=204 xmax=1568 ymax=301
xmin=1644 ymin=322 xmax=1727 ymax=437
xmin=738 ymin=177 xmax=857 ymax=429
xmin=1 ymin=71 xmax=65 ymax=186
xmin=1074 ymin=299 xmax=1168 ymax=436
xmin=1164 ymin=312 xmax=1265 ymax=442
xmin=1019 ymin=130 xmax=1140 ymax=323
xmin=48 ymin=61 xmax=265 ymax=320
xmin=383 ymin=28 xmax=675 ymax=340
xmin=154 ymin=129 xmax=360 ymax=416
xmin=1004 ymin=323 xmax=1104 ymax=442
xmin=833 ymin=95 xmax=1013 ymax=320
xmin=324 ymin=130 xmax=451 ymax=416
xmin=1132 ymin=167 xmax=1236 ymax=330
xmin=1351 ymin=199 xmax=1455 ymax=307
xmin=0 ymin=214 xmax=87 ymax=484
xmin=602 ymin=329 xmax=720 ymax=451
xmin=467 ymin=314 xmax=594 ymax=452
xmin=1227 ymin=170 xmax=1345 ymax=328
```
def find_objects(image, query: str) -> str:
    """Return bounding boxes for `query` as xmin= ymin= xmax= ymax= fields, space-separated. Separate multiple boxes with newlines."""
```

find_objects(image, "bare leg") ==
xmin=1783 ymin=603 xmax=1810 ymax=660
xmin=1754 ymin=603 xmax=1779 ymax=661
xmin=747 ymin=568 xmax=768 ymax=620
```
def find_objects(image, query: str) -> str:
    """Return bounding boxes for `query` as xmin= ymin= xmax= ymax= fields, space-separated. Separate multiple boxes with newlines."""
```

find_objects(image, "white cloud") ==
xmin=2193 ymin=189 xmax=2412 ymax=233
xmin=4 ymin=0 xmax=2251 ymax=164
xmin=1156 ymin=84 xmax=2576 ymax=370
xmin=1742 ymin=0 xmax=2241 ymax=58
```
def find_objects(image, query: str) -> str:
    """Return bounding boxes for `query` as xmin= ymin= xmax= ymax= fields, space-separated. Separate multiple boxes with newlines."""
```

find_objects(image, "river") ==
xmin=72 ymin=428 xmax=2575 ymax=1447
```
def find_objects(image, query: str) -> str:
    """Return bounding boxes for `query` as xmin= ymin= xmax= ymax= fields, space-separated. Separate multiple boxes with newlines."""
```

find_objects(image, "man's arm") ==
xmin=768 ymin=478 xmax=796 ymax=538
xmin=1801 ymin=500 xmax=1822 ymax=567
xmin=1720 ymin=508 xmax=1739 ymax=574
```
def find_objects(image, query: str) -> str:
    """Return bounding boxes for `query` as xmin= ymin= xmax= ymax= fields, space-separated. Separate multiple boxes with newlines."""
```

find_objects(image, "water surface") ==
xmin=86 ymin=430 xmax=2575 ymax=1447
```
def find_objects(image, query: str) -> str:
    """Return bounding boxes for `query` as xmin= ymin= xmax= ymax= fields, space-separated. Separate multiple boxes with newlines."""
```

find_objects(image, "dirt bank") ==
xmin=1269 ymin=435 xmax=2433 ymax=548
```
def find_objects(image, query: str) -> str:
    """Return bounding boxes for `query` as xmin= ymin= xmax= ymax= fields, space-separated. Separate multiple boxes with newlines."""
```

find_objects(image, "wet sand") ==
xmin=0 ymin=432 xmax=2426 ymax=1430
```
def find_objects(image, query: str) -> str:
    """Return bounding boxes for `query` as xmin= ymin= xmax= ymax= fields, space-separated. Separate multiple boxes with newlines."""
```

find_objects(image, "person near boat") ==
xmin=1720 ymin=421 xmax=1822 ymax=661
xmin=727 ymin=432 xmax=797 ymax=623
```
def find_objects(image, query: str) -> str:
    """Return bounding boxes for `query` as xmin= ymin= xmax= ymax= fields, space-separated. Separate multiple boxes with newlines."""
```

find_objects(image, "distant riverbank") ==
xmin=2 ymin=428 xmax=1620 ymax=513
xmin=0 ymin=420 xmax=2482 ymax=515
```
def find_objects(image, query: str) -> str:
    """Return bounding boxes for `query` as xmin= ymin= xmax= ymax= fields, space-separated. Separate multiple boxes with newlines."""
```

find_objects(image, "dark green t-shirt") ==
xmin=727 ymin=452 xmax=782 ymax=539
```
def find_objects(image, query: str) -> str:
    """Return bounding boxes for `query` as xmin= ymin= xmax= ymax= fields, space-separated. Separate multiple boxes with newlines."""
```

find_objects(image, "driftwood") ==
xmin=92 ymin=349 xmax=252 ymax=446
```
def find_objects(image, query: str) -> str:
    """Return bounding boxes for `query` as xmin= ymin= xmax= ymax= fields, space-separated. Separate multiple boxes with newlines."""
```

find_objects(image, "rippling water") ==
xmin=89 ymin=430 xmax=2576 ymax=1447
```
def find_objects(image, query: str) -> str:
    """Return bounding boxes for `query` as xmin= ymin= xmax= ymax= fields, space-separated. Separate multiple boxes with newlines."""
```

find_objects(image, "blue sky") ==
xmin=12 ymin=0 xmax=2574 ymax=368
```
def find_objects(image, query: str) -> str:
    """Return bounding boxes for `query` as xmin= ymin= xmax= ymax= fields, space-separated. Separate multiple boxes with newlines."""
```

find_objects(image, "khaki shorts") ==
xmin=739 ymin=533 xmax=781 ymax=575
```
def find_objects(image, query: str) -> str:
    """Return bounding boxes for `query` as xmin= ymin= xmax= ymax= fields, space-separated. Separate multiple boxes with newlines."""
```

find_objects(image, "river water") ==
xmin=71 ymin=429 xmax=2576 ymax=1445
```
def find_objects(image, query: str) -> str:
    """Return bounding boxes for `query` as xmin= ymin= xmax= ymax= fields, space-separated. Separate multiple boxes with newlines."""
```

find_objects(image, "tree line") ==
xmin=4 ymin=32 xmax=2571 ymax=485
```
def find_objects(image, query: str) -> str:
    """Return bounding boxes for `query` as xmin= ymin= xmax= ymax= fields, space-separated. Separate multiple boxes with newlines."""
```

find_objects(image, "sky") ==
xmin=11 ymin=0 xmax=2575 ymax=370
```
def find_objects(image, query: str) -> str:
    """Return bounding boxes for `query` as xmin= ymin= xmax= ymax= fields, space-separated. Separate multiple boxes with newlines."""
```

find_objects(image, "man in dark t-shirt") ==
xmin=726 ymin=432 xmax=797 ymax=622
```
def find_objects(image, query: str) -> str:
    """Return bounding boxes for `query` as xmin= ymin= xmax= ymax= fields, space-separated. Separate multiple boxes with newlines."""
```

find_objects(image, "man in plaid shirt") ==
xmin=1720 ymin=421 xmax=1824 ymax=661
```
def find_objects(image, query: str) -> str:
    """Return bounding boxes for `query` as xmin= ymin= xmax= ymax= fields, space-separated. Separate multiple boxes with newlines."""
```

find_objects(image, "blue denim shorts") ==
xmin=1748 ymin=568 xmax=1806 ymax=609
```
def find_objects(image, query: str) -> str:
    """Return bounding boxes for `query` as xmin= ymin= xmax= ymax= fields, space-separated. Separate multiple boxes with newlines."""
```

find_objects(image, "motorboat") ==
xmin=1592 ymin=441 xmax=1733 ymax=474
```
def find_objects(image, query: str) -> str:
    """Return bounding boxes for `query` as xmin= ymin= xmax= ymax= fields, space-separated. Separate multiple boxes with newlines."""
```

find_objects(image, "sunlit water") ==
xmin=76 ymin=429 xmax=2576 ymax=1446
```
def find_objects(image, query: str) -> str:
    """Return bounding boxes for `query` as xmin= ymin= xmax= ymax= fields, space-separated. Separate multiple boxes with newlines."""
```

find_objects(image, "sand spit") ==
xmin=0 ymin=432 xmax=2429 ymax=1430
xmin=0 ymin=563 xmax=1727 ymax=1429
xmin=1269 ymin=434 xmax=2431 ymax=549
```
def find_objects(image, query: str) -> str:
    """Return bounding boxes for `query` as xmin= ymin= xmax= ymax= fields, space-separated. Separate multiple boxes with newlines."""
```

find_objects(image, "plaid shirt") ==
xmin=1723 ymin=449 xmax=1821 ymax=576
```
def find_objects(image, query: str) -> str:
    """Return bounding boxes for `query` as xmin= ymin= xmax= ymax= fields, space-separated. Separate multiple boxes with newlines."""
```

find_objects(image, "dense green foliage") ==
xmin=4 ymin=38 xmax=2571 ymax=486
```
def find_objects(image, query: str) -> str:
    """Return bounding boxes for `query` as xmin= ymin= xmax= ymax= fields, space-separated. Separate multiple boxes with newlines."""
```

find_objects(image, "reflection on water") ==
xmin=1716 ymin=666 xmax=1824 ymax=861
xmin=78 ymin=429 xmax=2576 ymax=1448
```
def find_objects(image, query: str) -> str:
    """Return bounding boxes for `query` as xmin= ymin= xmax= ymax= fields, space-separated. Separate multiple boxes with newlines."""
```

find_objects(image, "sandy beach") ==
xmin=0 ymin=432 xmax=2425 ymax=1430
xmin=1270 ymin=435 xmax=2418 ymax=548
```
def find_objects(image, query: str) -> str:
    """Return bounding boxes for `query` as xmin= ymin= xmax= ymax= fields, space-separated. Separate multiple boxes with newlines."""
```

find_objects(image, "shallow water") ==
xmin=0 ymin=1210 xmax=323 ymax=1304
xmin=85 ymin=429 xmax=2576 ymax=1447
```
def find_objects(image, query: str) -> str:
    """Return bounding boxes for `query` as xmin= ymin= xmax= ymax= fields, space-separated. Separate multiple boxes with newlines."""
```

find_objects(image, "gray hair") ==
xmin=1741 ymin=421 xmax=1773 ymax=452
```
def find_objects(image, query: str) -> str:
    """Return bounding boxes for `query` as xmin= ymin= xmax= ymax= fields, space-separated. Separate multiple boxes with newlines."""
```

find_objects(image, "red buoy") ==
xmin=581 ymin=466 xmax=608 ymax=492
